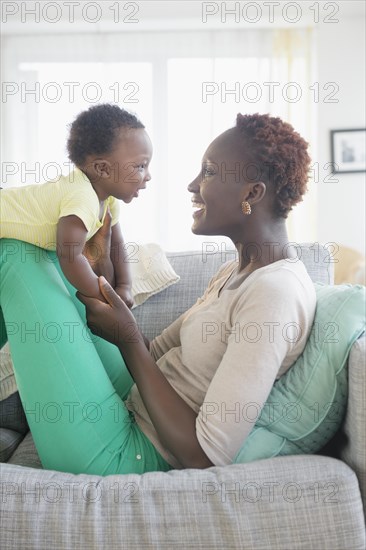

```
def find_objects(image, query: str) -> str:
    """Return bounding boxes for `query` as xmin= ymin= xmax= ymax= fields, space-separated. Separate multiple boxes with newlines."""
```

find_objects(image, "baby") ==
xmin=1 ymin=104 xmax=153 ymax=307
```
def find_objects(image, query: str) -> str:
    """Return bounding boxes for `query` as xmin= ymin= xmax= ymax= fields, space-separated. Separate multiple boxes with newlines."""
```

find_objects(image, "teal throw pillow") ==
xmin=234 ymin=283 xmax=366 ymax=463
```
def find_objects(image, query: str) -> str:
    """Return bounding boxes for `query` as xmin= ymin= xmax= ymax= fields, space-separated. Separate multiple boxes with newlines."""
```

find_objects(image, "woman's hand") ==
xmin=76 ymin=276 xmax=141 ymax=347
xmin=83 ymin=208 xmax=115 ymax=287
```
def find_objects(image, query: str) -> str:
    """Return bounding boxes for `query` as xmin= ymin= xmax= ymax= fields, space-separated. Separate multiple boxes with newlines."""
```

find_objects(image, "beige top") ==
xmin=126 ymin=258 xmax=317 ymax=468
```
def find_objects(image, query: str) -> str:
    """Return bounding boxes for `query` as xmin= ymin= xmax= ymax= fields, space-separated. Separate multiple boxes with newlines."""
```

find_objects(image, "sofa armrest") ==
xmin=340 ymin=334 xmax=366 ymax=511
xmin=0 ymin=455 xmax=364 ymax=550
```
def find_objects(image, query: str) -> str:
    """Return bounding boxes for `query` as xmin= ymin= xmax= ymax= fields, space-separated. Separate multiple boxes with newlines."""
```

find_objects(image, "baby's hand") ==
xmin=115 ymin=284 xmax=134 ymax=309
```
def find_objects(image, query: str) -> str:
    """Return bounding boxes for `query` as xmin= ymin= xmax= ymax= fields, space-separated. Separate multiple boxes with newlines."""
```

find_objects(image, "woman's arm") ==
xmin=77 ymin=277 xmax=214 ymax=469
xmin=110 ymin=222 xmax=134 ymax=308
xmin=123 ymin=342 xmax=213 ymax=469
xmin=57 ymin=215 xmax=105 ymax=300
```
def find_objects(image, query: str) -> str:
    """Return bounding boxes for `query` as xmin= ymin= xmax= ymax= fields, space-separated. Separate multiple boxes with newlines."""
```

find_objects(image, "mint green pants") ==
xmin=0 ymin=239 xmax=172 ymax=475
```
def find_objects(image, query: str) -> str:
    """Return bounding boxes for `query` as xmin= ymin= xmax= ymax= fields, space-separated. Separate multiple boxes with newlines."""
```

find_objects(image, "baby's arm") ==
xmin=110 ymin=222 xmax=134 ymax=308
xmin=57 ymin=215 xmax=104 ymax=300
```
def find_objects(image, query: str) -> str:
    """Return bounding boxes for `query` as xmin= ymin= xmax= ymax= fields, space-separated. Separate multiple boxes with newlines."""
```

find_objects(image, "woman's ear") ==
xmin=242 ymin=181 xmax=266 ymax=205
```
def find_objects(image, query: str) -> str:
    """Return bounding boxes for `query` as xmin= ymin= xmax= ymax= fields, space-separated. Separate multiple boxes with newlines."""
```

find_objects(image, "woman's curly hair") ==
xmin=236 ymin=113 xmax=311 ymax=218
xmin=67 ymin=104 xmax=144 ymax=166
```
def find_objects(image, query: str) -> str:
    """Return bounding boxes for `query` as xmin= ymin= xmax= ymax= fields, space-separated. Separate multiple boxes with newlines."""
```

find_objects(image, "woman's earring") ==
xmin=241 ymin=201 xmax=251 ymax=215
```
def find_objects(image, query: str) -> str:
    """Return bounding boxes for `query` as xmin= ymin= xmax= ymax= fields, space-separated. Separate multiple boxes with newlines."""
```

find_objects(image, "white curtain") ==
xmin=1 ymin=28 xmax=317 ymax=251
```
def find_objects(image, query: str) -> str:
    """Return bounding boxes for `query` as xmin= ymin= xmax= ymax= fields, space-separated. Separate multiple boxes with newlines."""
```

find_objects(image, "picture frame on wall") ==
xmin=330 ymin=128 xmax=366 ymax=173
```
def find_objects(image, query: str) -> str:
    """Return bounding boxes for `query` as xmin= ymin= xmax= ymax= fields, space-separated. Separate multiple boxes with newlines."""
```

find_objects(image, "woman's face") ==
xmin=188 ymin=128 xmax=251 ymax=237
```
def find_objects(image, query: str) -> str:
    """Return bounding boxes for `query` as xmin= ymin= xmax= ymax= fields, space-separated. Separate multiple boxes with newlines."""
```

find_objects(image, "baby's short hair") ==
xmin=67 ymin=104 xmax=144 ymax=166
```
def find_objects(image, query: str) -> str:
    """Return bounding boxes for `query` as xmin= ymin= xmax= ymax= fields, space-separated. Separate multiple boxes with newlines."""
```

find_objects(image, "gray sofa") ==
xmin=1 ymin=244 xmax=365 ymax=549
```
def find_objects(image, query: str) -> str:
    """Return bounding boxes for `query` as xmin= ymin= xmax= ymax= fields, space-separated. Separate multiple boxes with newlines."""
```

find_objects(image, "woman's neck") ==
xmin=233 ymin=220 xmax=297 ymax=273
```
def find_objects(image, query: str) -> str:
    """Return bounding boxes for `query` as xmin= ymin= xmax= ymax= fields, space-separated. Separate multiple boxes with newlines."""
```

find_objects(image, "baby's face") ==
xmin=103 ymin=128 xmax=153 ymax=202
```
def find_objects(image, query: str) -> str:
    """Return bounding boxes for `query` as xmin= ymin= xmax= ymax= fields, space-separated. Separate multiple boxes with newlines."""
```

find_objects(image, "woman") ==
xmin=0 ymin=113 xmax=316 ymax=475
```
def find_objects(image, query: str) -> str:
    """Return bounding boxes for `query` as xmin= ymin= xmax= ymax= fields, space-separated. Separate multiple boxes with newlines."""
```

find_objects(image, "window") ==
xmin=2 ymin=29 xmax=316 ymax=250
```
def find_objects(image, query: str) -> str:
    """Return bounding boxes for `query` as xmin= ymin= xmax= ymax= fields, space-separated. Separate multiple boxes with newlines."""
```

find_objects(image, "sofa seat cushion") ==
xmin=235 ymin=283 xmax=366 ymax=463
xmin=0 ymin=456 xmax=365 ymax=550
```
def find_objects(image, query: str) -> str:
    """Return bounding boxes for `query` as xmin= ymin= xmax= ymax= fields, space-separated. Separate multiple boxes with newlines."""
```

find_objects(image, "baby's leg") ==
xmin=0 ymin=239 xmax=170 ymax=475
xmin=47 ymin=248 xmax=134 ymax=400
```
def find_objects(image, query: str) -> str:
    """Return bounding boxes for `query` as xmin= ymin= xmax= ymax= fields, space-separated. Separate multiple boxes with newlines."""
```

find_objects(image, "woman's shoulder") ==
xmin=257 ymin=258 xmax=314 ymax=290
xmin=246 ymin=259 xmax=316 ymax=310
xmin=228 ymin=260 xmax=317 ymax=340
xmin=240 ymin=257 xmax=308 ymax=282
xmin=228 ymin=258 xmax=315 ymax=306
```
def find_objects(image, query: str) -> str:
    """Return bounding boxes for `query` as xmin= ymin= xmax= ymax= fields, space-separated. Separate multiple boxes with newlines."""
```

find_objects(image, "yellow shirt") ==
xmin=0 ymin=168 xmax=120 ymax=250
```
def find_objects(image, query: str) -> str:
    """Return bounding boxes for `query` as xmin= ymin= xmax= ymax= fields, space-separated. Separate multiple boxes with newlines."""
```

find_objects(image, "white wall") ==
xmin=2 ymin=2 xmax=365 ymax=254
xmin=317 ymin=15 xmax=366 ymax=255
